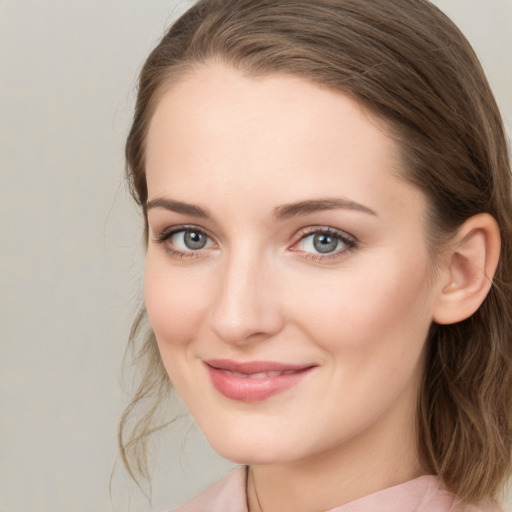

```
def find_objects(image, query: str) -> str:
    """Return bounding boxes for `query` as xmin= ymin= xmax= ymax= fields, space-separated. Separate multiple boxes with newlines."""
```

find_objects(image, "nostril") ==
xmin=209 ymin=258 xmax=285 ymax=344
xmin=209 ymin=304 xmax=284 ymax=345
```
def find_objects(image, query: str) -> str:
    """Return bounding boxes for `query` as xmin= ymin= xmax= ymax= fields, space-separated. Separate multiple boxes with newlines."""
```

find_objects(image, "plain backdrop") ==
xmin=0 ymin=1 xmax=510 ymax=511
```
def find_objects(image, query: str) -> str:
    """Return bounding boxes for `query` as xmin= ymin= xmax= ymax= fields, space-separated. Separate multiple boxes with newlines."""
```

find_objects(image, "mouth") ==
xmin=204 ymin=359 xmax=317 ymax=402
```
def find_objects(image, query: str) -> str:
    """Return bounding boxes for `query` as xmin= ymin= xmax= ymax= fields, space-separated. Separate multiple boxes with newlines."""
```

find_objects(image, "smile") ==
xmin=229 ymin=369 xmax=300 ymax=378
xmin=204 ymin=359 xmax=316 ymax=402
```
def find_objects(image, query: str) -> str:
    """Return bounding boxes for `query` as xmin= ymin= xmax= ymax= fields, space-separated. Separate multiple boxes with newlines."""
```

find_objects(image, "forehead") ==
xmin=145 ymin=62 xmax=424 ymax=224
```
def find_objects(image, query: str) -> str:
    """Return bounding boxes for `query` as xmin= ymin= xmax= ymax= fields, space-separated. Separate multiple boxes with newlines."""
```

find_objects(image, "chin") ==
xmin=212 ymin=444 xmax=291 ymax=466
xmin=202 ymin=425 xmax=300 ymax=466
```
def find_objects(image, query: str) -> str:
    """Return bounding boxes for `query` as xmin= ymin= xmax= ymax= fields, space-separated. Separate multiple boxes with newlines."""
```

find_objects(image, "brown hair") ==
xmin=120 ymin=0 xmax=512 ymax=503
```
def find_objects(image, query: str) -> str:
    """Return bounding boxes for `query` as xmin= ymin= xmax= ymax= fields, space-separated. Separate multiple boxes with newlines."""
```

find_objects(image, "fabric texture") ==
xmin=171 ymin=466 xmax=502 ymax=512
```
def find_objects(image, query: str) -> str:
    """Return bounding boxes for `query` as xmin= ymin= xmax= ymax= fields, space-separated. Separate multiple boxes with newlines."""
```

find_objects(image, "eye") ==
xmin=292 ymin=227 xmax=357 ymax=259
xmin=172 ymin=230 xmax=210 ymax=251
xmin=303 ymin=232 xmax=339 ymax=254
xmin=155 ymin=226 xmax=215 ymax=257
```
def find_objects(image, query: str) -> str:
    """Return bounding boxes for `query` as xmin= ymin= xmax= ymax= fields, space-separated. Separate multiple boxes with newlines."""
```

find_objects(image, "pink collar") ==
xmin=173 ymin=465 xmax=502 ymax=512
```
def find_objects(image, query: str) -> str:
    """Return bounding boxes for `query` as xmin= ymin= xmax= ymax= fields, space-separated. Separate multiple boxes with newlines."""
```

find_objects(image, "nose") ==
xmin=209 ymin=248 xmax=284 ymax=345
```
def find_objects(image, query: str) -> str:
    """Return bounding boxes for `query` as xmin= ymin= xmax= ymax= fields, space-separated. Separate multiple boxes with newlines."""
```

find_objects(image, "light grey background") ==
xmin=0 ymin=1 xmax=510 ymax=511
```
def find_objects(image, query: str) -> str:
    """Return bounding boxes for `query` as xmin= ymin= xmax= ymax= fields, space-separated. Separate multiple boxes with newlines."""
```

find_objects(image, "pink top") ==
xmin=172 ymin=466 xmax=502 ymax=512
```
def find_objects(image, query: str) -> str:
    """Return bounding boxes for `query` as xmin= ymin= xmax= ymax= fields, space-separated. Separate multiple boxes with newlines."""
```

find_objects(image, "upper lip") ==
xmin=204 ymin=359 xmax=316 ymax=374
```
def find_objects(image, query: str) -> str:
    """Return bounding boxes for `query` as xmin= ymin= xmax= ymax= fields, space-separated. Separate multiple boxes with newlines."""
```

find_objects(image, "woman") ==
xmin=119 ymin=0 xmax=512 ymax=510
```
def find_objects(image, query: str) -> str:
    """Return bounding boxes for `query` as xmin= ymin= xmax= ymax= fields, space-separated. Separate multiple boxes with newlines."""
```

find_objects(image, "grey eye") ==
xmin=295 ymin=229 xmax=353 ymax=257
xmin=183 ymin=230 xmax=207 ymax=250
xmin=168 ymin=229 xmax=212 ymax=251
xmin=312 ymin=233 xmax=339 ymax=253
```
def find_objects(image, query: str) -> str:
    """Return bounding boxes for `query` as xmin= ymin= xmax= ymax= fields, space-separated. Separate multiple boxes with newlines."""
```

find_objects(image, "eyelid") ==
xmin=290 ymin=226 xmax=358 ymax=259
xmin=153 ymin=224 xmax=217 ymax=258
xmin=152 ymin=223 xmax=358 ymax=261
xmin=154 ymin=224 xmax=208 ymax=241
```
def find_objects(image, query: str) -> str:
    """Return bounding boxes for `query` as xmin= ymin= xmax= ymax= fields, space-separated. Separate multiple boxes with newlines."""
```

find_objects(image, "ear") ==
xmin=432 ymin=213 xmax=501 ymax=325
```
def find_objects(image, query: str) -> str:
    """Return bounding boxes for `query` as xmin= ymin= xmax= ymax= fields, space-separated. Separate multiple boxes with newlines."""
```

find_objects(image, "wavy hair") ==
xmin=120 ymin=0 xmax=512 ymax=502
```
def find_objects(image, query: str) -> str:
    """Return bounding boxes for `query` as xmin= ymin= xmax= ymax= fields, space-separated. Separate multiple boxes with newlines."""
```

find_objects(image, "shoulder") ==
xmin=329 ymin=476 xmax=503 ymax=512
xmin=171 ymin=466 xmax=248 ymax=512
xmin=411 ymin=476 xmax=503 ymax=512
xmin=168 ymin=468 xmax=503 ymax=512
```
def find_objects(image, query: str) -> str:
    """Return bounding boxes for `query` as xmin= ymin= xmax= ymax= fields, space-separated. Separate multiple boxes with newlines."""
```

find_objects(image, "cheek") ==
xmin=144 ymin=254 xmax=210 ymax=349
xmin=292 ymin=249 xmax=434 ymax=362
xmin=287 ymin=251 xmax=434 ymax=440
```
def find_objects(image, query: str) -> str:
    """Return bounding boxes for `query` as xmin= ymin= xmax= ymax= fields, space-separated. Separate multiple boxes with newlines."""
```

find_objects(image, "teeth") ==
xmin=248 ymin=372 xmax=269 ymax=379
xmin=230 ymin=371 xmax=250 ymax=378
xmin=225 ymin=369 xmax=299 ymax=378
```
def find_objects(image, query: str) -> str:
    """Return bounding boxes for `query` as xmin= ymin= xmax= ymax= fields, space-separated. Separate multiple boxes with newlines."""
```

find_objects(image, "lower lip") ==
xmin=205 ymin=364 xmax=315 ymax=402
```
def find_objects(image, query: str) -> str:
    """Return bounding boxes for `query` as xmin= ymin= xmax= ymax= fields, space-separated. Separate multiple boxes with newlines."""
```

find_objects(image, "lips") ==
xmin=204 ymin=359 xmax=316 ymax=402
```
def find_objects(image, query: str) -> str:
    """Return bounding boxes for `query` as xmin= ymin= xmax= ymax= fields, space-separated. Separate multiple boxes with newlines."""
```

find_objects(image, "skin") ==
xmin=143 ymin=62 xmax=449 ymax=512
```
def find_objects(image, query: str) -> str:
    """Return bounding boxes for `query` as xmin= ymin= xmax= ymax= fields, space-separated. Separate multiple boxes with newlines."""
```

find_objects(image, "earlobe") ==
xmin=433 ymin=213 xmax=501 ymax=325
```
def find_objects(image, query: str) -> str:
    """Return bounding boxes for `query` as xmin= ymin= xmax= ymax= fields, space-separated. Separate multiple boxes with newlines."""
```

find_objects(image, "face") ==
xmin=144 ymin=62 xmax=442 ymax=468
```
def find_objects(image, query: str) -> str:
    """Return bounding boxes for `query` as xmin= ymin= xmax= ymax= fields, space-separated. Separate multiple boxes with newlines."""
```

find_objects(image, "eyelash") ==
xmin=153 ymin=225 xmax=358 ymax=261
xmin=154 ymin=225 xmax=213 ymax=259
xmin=292 ymin=226 xmax=357 ymax=262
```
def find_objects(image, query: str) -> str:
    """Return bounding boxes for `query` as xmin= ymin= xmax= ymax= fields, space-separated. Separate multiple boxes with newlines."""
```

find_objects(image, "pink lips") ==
xmin=204 ymin=359 xmax=316 ymax=402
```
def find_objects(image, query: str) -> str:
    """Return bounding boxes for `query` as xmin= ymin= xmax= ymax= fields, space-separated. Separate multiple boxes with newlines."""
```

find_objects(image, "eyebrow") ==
xmin=145 ymin=197 xmax=212 ymax=219
xmin=273 ymin=198 xmax=377 ymax=220
xmin=145 ymin=196 xmax=377 ymax=221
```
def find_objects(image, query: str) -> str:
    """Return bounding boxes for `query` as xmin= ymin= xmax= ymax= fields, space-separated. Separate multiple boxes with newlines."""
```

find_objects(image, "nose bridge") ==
xmin=209 ymin=243 xmax=283 ymax=344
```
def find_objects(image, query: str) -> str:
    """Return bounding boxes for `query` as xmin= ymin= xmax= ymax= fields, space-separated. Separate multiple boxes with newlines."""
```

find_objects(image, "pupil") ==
xmin=313 ymin=233 xmax=338 ymax=254
xmin=184 ymin=231 xmax=206 ymax=250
